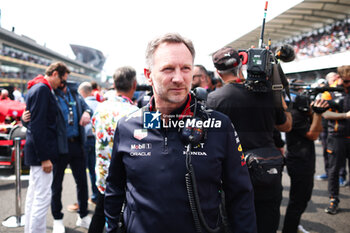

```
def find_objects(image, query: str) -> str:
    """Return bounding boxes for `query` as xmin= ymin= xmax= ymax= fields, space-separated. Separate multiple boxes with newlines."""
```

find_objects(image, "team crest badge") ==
xmin=133 ymin=129 xmax=148 ymax=140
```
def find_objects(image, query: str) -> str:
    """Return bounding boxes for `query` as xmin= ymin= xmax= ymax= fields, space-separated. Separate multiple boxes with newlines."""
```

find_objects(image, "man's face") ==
xmin=192 ymin=66 xmax=204 ymax=89
xmin=328 ymin=74 xmax=339 ymax=85
xmin=53 ymin=72 xmax=68 ymax=90
xmin=146 ymin=42 xmax=193 ymax=107
xmin=341 ymin=75 xmax=350 ymax=90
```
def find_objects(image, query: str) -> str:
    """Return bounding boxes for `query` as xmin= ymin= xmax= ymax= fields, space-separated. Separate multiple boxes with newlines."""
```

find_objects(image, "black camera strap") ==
xmin=272 ymin=63 xmax=292 ymax=110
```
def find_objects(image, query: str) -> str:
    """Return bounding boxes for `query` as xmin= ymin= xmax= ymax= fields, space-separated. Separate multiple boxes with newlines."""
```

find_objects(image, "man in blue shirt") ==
xmin=78 ymin=81 xmax=99 ymax=205
xmin=52 ymin=80 xmax=93 ymax=233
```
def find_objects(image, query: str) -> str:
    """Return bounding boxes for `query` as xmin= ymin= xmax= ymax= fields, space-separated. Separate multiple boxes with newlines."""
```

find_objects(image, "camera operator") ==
xmin=104 ymin=33 xmax=257 ymax=233
xmin=322 ymin=65 xmax=350 ymax=215
xmin=282 ymin=82 xmax=329 ymax=233
xmin=207 ymin=46 xmax=292 ymax=233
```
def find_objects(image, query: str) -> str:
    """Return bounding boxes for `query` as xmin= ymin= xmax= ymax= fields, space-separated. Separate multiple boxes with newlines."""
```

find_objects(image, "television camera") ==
xmin=237 ymin=1 xmax=294 ymax=96
xmin=288 ymin=82 xmax=344 ymax=113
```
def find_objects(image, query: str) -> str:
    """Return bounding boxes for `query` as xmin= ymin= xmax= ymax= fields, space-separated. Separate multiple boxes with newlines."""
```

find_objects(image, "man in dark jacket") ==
xmin=24 ymin=62 xmax=70 ymax=233
xmin=282 ymin=91 xmax=329 ymax=233
xmin=51 ymin=79 xmax=92 ymax=233
xmin=322 ymin=65 xmax=350 ymax=215
xmin=207 ymin=47 xmax=292 ymax=233
xmin=104 ymin=33 xmax=257 ymax=233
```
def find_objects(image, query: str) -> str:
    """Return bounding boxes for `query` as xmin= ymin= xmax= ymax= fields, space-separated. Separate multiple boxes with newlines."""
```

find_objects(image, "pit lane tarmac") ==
xmin=0 ymin=143 xmax=349 ymax=233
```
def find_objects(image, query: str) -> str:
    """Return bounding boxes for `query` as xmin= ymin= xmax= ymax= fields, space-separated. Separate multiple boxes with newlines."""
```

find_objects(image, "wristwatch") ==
xmin=84 ymin=109 xmax=92 ymax=116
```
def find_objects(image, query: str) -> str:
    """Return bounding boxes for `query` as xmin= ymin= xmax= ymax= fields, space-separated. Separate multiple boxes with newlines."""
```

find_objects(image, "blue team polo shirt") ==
xmin=56 ymin=87 xmax=79 ymax=138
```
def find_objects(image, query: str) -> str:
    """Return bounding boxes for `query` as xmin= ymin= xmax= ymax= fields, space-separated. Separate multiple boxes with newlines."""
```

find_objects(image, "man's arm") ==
xmin=223 ymin=122 xmax=257 ymax=233
xmin=275 ymin=97 xmax=292 ymax=132
xmin=275 ymin=111 xmax=292 ymax=132
xmin=305 ymin=99 xmax=329 ymax=141
xmin=322 ymin=110 xmax=350 ymax=121
xmin=104 ymin=123 xmax=126 ymax=233
xmin=92 ymin=107 xmax=114 ymax=194
xmin=321 ymin=89 xmax=349 ymax=120
xmin=27 ymin=86 xmax=52 ymax=163
xmin=21 ymin=110 xmax=30 ymax=126
xmin=21 ymin=109 xmax=52 ymax=173
xmin=76 ymin=94 xmax=92 ymax=126
xmin=305 ymin=113 xmax=323 ymax=141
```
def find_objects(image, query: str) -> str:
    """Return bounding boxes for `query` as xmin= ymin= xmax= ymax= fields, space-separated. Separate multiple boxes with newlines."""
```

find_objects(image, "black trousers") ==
xmin=320 ymin=131 xmax=329 ymax=175
xmin=51 ymin=140 xmax=89 ymax=219
xmin=88 ymin=191 xmax=105 ymax=233
xmin=321 ymin=132 xmax=347 ymax=178
xmin=327 ymin=136 xmax=350 ymax=199
xmin=254 ymin=178 xmax=282 ymax=233
xmin=282 ymin=171 xmax=314 ymax=233
xmin=255 ymin=194 xmax=282 ymax=233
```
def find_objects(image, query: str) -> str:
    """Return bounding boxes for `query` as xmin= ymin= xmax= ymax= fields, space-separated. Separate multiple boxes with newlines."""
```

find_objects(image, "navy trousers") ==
xmin=84 ymin=136 xmax=99 ymax=201
xmin=51 ymin=140 xmax=88 ymax=219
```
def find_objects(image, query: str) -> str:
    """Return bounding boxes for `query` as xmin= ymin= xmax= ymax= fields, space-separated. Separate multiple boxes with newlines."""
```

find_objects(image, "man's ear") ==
xmin=52 ymin=70 xmax=59 ymax=78
xmin=144 ymin=68 xmax=152 ymax=85
xmin=216 ymin=70 xmax=223 ymax=79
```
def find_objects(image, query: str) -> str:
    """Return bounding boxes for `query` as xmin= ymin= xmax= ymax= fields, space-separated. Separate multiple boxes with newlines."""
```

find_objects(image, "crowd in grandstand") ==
xmin=0 ymin=45 xmax=52 ymax=66
xmin=286 ymin=19 xmax=350 ymax=60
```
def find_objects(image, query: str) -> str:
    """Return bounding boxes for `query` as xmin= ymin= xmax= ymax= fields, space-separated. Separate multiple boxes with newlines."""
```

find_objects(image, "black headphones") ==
xmin=180 ymin=87 xmax=209 ymax=146
xmin=182 ymin=88 xmax=225 ymax=233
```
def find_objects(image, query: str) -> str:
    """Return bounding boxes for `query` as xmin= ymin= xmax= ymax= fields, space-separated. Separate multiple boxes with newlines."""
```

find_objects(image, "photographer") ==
xmin=322 ymin=65 xmax=350 ymax=215
xmin=104 ymin=33 xmax=257 ymax=233
xmin=207 ymin=46 xmax=292 ymax=233
xmin=282 ymin=84 xmax=329 ymax=233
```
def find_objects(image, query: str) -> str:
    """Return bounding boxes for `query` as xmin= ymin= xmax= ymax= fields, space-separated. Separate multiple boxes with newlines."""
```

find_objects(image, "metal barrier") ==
xmin=2 ymin=137 xmax=25 ymax=227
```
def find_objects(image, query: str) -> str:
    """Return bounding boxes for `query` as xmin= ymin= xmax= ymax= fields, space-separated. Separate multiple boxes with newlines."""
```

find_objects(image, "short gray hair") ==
xmin=78 ymin=82 xmax=92 ymax=96
xmin=145 ymin=33 xmax=195 ymax=70
xmin=113 ymin=66 xmax=137 ymax=92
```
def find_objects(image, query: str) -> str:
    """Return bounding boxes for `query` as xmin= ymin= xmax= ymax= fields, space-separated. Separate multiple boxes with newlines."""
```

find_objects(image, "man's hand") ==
xmin=277 ymin=147 xmax=285 ymax=155
xmin=79 ymin=111 xmax=91 ymax=126
xmin=311 ymin=99 xmax=329 ymax=114
xmin=41 ymin=160 xmax=53 ymax=173
xmin=22 ymin=110 xmax=31 ymax=122
xmin=345 ymin=110 xmax=350 ymax=119
xmin=281 ymin=95 xmax=288 ymax=111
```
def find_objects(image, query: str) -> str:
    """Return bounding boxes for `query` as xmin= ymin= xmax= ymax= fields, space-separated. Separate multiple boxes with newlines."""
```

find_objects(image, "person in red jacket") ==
xmin=91 ymin=81 xmax=104 ymax=102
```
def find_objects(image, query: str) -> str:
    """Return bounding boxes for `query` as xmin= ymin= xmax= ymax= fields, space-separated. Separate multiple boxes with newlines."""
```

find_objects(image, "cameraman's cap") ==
xmin=212 ymin=47 xmax=241 ymax=71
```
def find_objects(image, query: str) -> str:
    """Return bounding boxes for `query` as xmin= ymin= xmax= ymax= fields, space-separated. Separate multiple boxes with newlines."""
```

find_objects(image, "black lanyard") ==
xmin=57 ymin=90 xmax=74 ymax=125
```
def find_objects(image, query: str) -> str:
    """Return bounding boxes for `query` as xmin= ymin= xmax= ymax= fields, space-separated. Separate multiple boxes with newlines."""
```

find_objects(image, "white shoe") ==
xmin=298 ymin=225 xmax=310 ymax=233
xmin=53 ymin=219 xmax=65 ymax=233
xmin=76 ymin=215 xmax=91 ymax=229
